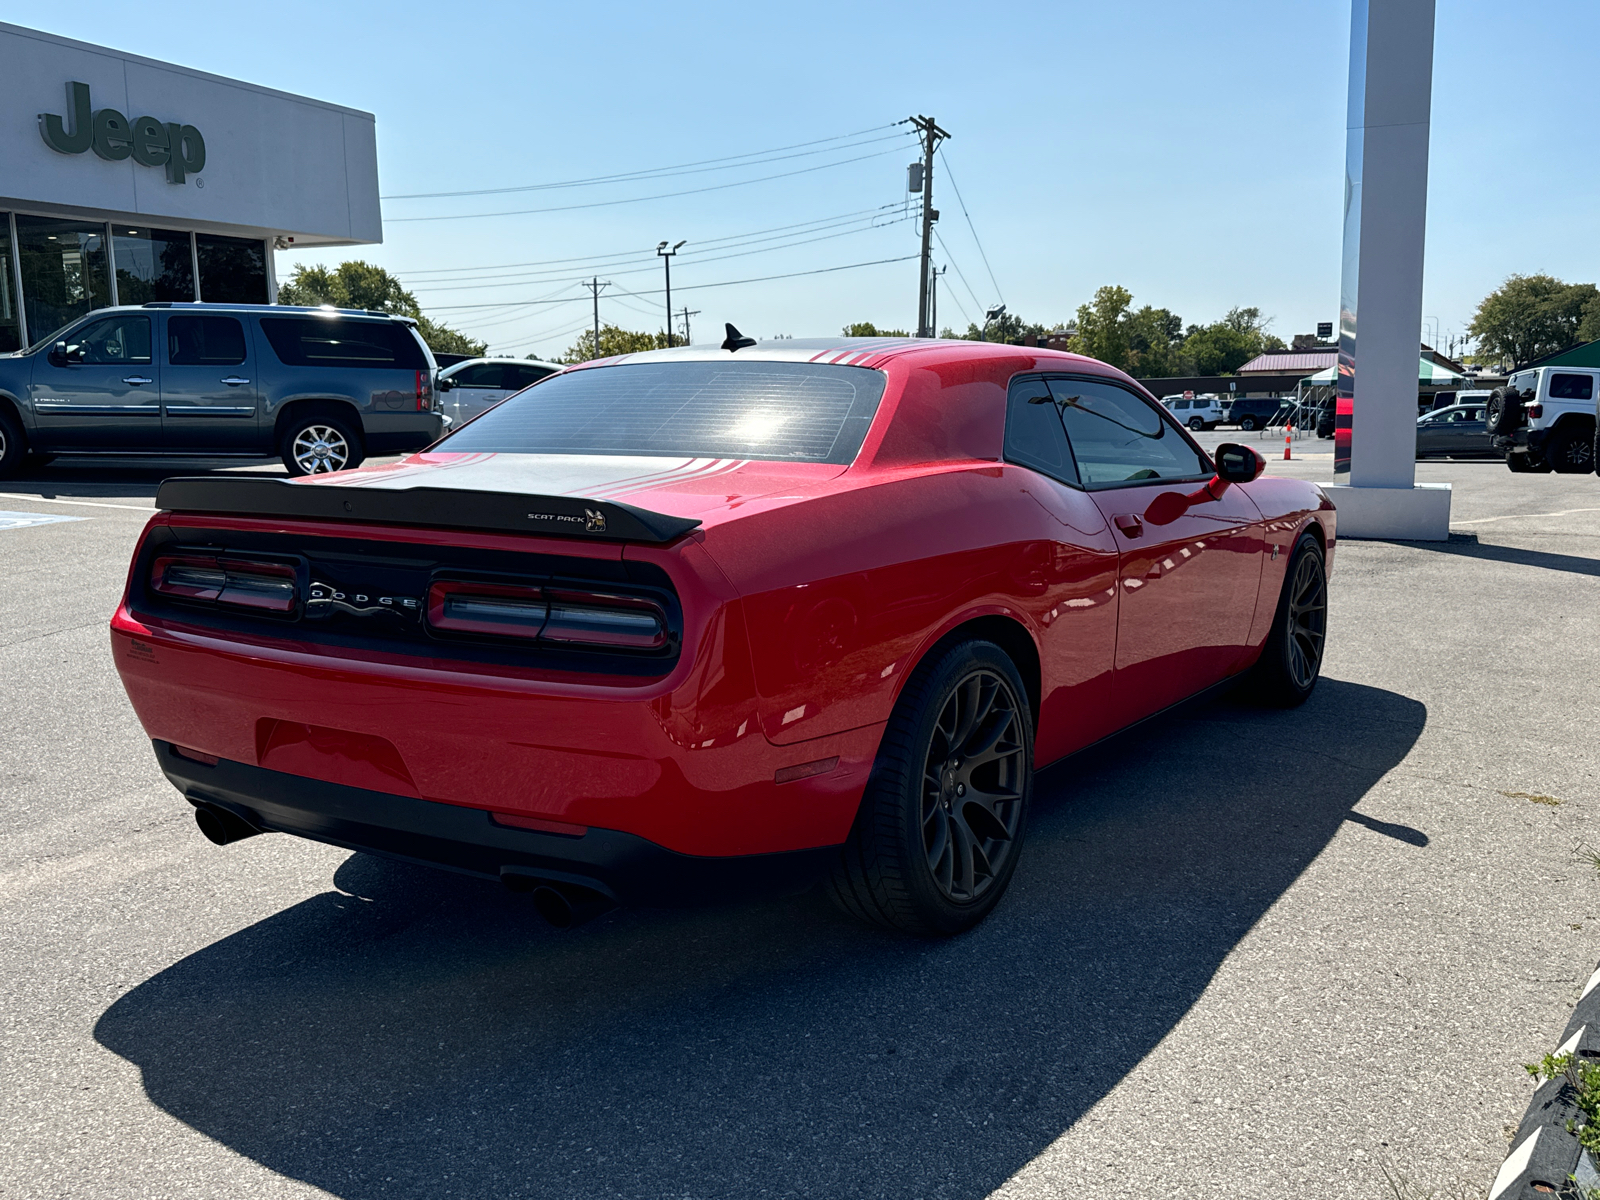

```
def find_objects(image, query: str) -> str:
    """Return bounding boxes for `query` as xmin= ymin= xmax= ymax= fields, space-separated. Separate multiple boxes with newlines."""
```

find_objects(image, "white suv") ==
xmin=1486 ymin=367 xmax=1598 ymax=474
xmin=1162 ymin=394 xmax=1227 ymax=431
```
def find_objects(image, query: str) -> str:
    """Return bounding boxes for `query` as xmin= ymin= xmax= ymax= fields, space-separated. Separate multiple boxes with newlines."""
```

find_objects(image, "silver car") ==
xmin=438 ymin=357 xmax=560 ymax=426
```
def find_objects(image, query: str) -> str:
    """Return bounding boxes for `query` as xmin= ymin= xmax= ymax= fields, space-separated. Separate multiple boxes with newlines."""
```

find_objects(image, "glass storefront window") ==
xmin=0 ymin=217 xmax=20 ymax=353
xmin=196 ymin=233 xmax=267 ymax=304
xmin=112 ymin=227 xmax=195 ymax=304
xmin=16 ymin=215 xmax=111 ymax=346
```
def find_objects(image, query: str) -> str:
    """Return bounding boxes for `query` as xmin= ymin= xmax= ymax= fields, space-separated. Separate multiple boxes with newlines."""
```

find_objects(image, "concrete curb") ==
xmin=1490 ymin=961 xmax=1600 ymax=1199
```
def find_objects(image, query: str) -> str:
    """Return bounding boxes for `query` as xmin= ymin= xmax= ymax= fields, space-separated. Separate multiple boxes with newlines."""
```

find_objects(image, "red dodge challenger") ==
xmin=110 ymin=334 xmax=1334 ymax=935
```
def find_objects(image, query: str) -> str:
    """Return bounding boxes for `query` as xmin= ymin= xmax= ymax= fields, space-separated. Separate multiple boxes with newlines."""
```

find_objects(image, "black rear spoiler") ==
xmin=154 ymin=477 xmax=702 ymax=544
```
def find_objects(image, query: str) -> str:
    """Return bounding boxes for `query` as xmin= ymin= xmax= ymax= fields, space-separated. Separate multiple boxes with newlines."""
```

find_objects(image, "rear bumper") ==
xmin=156 ymin=739 xmax=838 ymax=904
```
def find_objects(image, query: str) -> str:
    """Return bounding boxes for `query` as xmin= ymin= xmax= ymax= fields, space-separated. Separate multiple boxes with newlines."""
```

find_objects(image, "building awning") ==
xmin=1299 ymin=358 xmax=1465 ymax=385
xmin=1238 ymin=351 xmax=1338 ymax=374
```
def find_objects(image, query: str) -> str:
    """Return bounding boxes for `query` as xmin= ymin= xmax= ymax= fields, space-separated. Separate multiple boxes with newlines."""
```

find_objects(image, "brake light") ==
xmin=425 ymin=581 xmax=667 ymax=650
xmin=543 ymin=590 xmax=668 ymax=649
xmin=416 ymin=369 xmax=427 ymax=411
xmin=428 ymin=581 xmax=547 ymax=639
xmin=1527 ymin=404 xmax=1542 ymax=419
xmin=150 ymin=555 xmax=298 ymax=613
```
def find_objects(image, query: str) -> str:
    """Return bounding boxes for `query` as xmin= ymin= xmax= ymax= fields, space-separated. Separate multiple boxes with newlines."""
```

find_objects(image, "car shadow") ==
xmin=95 ymin=677 xmax=1424 ymax=1200
xmin=0 ymin=457 xmax=285 ymax=501
xmin=1398 ymin=531 xmax=1600 ymax=579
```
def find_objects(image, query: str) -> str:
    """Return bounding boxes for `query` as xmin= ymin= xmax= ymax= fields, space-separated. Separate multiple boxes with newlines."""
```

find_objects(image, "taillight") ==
xmin=416 ymin=369 xmax=429 ymax=411
xmin=1527 ymin=404 xmax=1542 ymax=419
xmin=428 ymin=580 xmax=547 ymax=639
xmin=150 ymin=555 xmax=298 ymax=613
xmin=426 ymin=581 xmax=667 ymax=650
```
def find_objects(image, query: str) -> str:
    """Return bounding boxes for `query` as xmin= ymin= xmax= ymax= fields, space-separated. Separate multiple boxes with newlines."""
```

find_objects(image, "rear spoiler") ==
xmin=154 ymin=477 xmax=702 ymax=544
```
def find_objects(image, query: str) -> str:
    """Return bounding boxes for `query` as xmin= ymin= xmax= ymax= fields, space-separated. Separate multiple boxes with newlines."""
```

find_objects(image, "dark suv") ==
xmin=0 ymin=303 xmax=444 ymax=477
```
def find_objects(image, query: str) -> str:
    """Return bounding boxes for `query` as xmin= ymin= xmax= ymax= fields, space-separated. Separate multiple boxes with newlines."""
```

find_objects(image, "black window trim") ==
xmin=1004 ymin=371 xmax=1216 ymax=493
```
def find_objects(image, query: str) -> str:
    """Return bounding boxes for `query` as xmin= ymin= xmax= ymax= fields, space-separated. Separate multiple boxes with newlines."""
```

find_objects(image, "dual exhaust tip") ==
xmin=190 ymin=802 xmax=614 ymax=928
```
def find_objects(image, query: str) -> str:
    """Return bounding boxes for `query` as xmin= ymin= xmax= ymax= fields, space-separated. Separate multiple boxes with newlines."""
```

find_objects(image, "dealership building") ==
xmin=0 ymin=22 xmax=380 ymax=353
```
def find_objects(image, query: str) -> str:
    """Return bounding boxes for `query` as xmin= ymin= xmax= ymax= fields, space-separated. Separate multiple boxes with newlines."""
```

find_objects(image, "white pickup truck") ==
xmin=1486 ymin=366 xmax=1598 ymax=473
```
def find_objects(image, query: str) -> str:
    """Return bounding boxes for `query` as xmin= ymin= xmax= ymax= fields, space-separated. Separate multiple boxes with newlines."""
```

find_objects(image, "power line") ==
xmin=383 ymin=125 xmax=912 ymax=200
xmin=934 ymin=228 xmax=986 ymax=316
xmin=409 ymin=212 xmax=918 ymax=295
xmin=428 ymin=254 xmax=918 ymax=311
xmin=938 ymin=148 xmax=1003 ymax=306
xmin=395 ymin=204 xmax=900 ymax=276
xmin=389 ymin=146 xmax=907 ymax=223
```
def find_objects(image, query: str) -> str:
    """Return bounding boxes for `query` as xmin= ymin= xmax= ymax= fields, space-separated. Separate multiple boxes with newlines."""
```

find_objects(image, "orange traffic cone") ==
xmin=1284 ymin=425 xmax=1293 ymax=460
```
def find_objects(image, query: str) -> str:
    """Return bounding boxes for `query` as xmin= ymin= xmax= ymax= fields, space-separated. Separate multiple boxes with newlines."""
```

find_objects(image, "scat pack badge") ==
xmin=526 ymin=507 xmax=607 ymax=533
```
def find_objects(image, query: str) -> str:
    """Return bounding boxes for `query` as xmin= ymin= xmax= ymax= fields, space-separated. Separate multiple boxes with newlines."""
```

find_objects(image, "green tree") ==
xmin=276 ymin=260 xmax=487 ymax=357
xmin=561 ymin=324 xmax=680 ymax=363
xmin=1178 ymin=306 xmax=1284 ymax=375
xmin=1469 ymin=274 xmax=1600 ymax=367
xmin=842 ymin=321 xmax=911 ymax=337
xmin=1125 ymin=305 xmax=1187 ymax=377
xmin=1074 ymin=285 xmax=1135 ymax=370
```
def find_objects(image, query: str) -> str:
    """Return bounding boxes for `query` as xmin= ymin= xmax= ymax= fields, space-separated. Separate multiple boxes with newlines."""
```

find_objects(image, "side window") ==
xmin=453 ymin=363 xmax=502 ymax=388
xmin=1469 ymin=408 xmax=1485 ymax=421
xmin=1050 ymin=377 xmax=1209 ymax=487
xmin=258 ymin=318 xmax=427 ymax=369
xmin=1003 ymin=376 xmax=1078 ymax=486
xmin=514 ymin=364 xmax=556 ymax=388
xmin=71 ymin=315 xmax=152 ymax=365
xmin=168 ymin=316 xmax=246 ymax=366
xmin=1172 ymin=399 xmax=1189 ymax=410
xmin=1549 ymin=373 xmax=1595 ymax=401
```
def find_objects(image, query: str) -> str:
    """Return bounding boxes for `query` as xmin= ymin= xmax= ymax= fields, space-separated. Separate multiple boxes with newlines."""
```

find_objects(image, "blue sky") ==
xmin=27 ymin=0 xmax=1600 ymax=359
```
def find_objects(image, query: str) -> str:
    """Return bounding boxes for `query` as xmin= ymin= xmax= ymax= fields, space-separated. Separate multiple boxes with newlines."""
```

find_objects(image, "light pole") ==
xmin=981 ymin=303 xmax=1006 ymax=342
xmin=657 ymin=240 xmax=685 ymax=346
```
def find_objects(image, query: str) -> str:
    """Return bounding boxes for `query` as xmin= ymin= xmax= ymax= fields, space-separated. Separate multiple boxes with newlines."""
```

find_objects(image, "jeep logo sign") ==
xmin=39 ymin=81 xmax=205 ymax=184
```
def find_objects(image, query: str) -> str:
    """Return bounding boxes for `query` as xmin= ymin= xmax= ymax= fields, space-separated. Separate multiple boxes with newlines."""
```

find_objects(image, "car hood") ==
xmin=292 ymin=451 xmax=848 ymax=526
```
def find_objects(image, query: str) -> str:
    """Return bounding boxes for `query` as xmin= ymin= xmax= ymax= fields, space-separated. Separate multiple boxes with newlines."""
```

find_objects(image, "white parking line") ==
xmin=0 ymin=511 xmax=88 ymax=530
xmin=1454 ymin=506 xmax=1600 ymax=526
xmin=0 ymin=495 xmax=154 ymax=512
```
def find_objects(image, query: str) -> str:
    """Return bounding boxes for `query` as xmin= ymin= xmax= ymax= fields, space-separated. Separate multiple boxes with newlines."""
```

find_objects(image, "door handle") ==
xmin=220 ymin=376 xmax=251 ymax=386
xmin=123 ymin=375 xmax=153 ymax=386
xmin=1113 ymin=513 xmax=1143 ymax=538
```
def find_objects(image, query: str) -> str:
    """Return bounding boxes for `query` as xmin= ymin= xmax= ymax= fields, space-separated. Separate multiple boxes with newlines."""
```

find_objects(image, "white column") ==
xmin=1326 ymin=0 xmax=1452 ymax=539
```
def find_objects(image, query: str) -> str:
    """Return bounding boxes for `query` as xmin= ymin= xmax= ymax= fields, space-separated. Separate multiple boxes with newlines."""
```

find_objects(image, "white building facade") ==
xmin=0 ymin=22 xmax=381 ymax=352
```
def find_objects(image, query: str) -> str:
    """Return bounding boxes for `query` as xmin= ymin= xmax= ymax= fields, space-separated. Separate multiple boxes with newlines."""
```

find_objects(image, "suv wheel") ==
xmin=827 ymin=640 xmax=1032 ymax=936
xmin=1189 ymin=417 xmax=1205 ymax=431
xmin=1243 ymin=533 xmax=1327 ymax=707
xmin=0 ymin=406 xmax=25 ymax=480
xmin=1547 ymin=426 xmax=1596 ymax=474
xmin=1239 ymin=415 xmax=1258 ymax=431
xmin=280 ymin=410 xmax=365 ymax=476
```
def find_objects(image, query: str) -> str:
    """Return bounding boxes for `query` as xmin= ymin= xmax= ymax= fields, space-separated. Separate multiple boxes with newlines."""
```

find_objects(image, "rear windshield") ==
xmin=440 ymin=360 xmax=888 ymax=464
xmin=259 ymin=317 xmax=428 ymax=370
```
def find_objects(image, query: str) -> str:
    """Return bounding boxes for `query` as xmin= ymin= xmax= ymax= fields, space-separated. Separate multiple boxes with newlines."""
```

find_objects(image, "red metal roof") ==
xmin=1237 ymin=351 xmax=1338 ymax=373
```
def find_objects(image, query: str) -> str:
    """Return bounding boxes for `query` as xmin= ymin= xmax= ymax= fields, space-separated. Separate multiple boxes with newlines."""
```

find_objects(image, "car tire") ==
xmin=0 ymin=406 xmax=25 ymax=480
xmin=1547 ymin=427 xmax=1596 ymax=474
xmin=1239 ymin=416 xmax=1258 ymax=431
xmin=827 ymin=639 xmax=1033 ymax=936
xmin=1484 ymin=386 xmax=1523 ymax=436
xmin=279 ymin=409 xmax=365 ymax=477
xmin=1189 ymin=417 xmax=1205 ymax=431
xmin=1243 ymin=533 xmax=1327 ymax=708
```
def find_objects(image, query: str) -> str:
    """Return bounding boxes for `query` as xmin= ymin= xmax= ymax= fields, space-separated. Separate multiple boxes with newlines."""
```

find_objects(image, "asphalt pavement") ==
xmin=2 ymin=444 xmax=1598 ymax=1199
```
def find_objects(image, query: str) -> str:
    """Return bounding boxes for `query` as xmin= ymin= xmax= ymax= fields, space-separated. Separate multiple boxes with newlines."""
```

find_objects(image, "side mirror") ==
xmin=1214 ymin=442 xmax=1265 ymax=484
xmin=49 ymin=340 xmax=70 ymax=366
xmin=437 ymin=377 xmax=454 ymax=392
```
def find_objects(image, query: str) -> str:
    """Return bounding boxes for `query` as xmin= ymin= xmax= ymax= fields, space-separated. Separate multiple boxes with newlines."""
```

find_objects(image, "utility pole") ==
xmin=583 ymin=277 xmax=610 ymax=358
xmin=679 ymin=306 xmax=701 ymax=346
xmin=657 ymin=240 xmax=685 ymax=345
xmin=908 ymin=114 xmax=950 ymax=338
xmin=930 ymin=265 xmax=946 ymax=337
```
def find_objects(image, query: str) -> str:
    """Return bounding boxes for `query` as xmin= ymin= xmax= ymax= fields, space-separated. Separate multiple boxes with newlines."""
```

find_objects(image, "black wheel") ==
xmin=827 ymin=640 xmax=1032 ymax=936
xmin=1547 ymin=427 xmax=1595 ymax=474
xmin=1245 ymin=534 xmax=1327 ymax=707
xmin=279 ymin=409 xmax=365 ymax=476
xmin=1239 ymin=416 xmax=1258 ymax=431
xmin=1189 ymin=417 xmax=1205 ymax=431
xmin=0 ymin=406 xmax=25 ymax=480
xmin=1484 ymin=386 xmax=1523 ymax=436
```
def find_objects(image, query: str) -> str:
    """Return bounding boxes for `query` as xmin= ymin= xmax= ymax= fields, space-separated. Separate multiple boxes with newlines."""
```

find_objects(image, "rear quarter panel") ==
xmin=1239 ymin=476 xmax=1337 ymax=654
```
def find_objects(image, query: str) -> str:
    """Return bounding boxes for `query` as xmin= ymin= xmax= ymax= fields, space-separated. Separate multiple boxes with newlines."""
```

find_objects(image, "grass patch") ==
xmin=1502 ymin=790 xmax=1563 ymax=806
